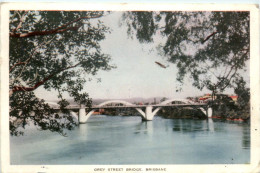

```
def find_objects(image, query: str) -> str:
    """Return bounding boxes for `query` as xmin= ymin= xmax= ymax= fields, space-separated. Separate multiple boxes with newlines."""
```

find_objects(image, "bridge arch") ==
xmin=152 ymin=98 xmax=202 ymax=117
xmin=79 ymin=98 xmax=211 ymax=124
xmin=79 ymin=100 xmax=146 ymax=123
xmin=160 ymin=98 xmax=195 ymax=105
xmin=98 ymin=100 xmax=134 ymax=107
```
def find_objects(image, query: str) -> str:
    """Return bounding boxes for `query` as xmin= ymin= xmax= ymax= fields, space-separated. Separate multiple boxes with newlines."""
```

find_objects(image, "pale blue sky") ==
xmin=84 ymin=12 xmax=178 ymax=99
xmin=35 ymin=11 xmax=250 ymax=100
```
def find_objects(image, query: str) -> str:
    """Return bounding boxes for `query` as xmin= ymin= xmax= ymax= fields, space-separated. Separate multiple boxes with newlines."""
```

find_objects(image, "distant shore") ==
xmin=101 ymin=107 xmax=250 ymax=122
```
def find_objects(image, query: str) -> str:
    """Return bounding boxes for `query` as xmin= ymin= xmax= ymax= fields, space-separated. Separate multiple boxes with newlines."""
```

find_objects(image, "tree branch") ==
xmin=10 ymin=26 xmax=82 ymax=38
xmin=12 ymin=11 xmax=28 ymax=33
xmin=9 ymin=62 xmax=26 ymax=72
xmin=209 ymin=48 xmax=249 ymax=92
xmin=55 ymin=14 xmax=102 ymax=31
xmin=10 ymin=14 xmax=103 ymax=38
xmin=10 ymin=35 xmax=56 ymax=79
xmin=202 ymin=31 xmax=218 ymax=44
xmin=11 ymin=62 xmax=81 ymax=93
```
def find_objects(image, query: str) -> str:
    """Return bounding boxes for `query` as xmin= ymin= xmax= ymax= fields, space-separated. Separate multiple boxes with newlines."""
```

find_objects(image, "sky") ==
xmin=35 ymin=11 xmax=250 ymax=101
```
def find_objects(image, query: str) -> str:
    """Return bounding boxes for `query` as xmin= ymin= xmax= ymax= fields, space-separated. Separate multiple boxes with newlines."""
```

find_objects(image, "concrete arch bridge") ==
xmin=76 ymin=99 xmax=212 ymax=124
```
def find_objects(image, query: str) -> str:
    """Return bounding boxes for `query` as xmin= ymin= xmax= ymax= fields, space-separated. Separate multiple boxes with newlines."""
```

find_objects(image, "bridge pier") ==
xmin=207 ymin=107 xmax=213 ymax=118
xmin=200 ymin=107 xmax=213 ymax=118
xmin=79 ymin=105 xmax=86 ymax=124
xmin=142 ymin=106 xmax=154 ymax=121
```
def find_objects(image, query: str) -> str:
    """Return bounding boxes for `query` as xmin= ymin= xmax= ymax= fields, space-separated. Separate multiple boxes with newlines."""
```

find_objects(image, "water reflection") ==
xmin=134 ymin=121 xmax=153 ymax=135
xmin=78 ymin=123 xmax=88 ymax=136
xmin=207 ymin=118 xmax=215 ymax=132
xmin=172 ymin=119 xmax=209 ymax=133
xmin=242 ymin=124 xmax=250 ymax=149
xmin=171 ymin=118 xmax=250 ymax=150
xmin=11 ymin=115 xmax=250 ymax=164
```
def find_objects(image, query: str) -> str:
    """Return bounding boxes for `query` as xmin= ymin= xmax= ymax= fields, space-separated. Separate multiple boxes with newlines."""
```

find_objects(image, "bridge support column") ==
xmin=79 ymin=105 xmax=86 ymax=124
xmin=143 ymin=106 xmax=154 ymax=121
xmin=207 ymin=107 xmax=213 ymax=118
xmin=200 ymin=107 xmax=213 ymax=118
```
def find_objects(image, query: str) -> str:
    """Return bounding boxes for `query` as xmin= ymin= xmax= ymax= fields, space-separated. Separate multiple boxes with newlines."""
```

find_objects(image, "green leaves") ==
xmin=234 ymin=76 xmax=250 ymax=108
xmin=9 ymin=11 xmax=113 ymax=135
xmin=122 ymin=11 xmax=157 ymax=43
xmin=122 ymin=11 xmax=249 ymax=95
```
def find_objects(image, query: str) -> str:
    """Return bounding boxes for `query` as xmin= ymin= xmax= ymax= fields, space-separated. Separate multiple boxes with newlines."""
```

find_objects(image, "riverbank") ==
xmin=99 ymin=106 xmax=250 ymax=122
xmin=158 ymin=106 xmax=250 ymax=122
xmin=159 ymin=107 xmax=207 ymax=119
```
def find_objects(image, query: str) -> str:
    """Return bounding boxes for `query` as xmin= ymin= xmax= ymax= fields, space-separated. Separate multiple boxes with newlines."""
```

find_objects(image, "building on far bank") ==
xmin=198 ymin=94 xmax=238 ymax=104
xmin=229 ymin=95 xmax=238 ymax=103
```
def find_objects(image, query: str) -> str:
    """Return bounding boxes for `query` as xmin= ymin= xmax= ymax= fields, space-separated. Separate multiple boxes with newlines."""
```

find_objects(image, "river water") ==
xmin=10 ymin=115 xmax=250 ymax=165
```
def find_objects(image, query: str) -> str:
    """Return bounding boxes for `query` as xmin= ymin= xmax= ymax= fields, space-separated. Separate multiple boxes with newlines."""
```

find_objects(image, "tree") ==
xmin=234 ymin=77 xmax=250 ymax=109
xmin=9 ymin=11 xmax=115 ymax=136
xmin=122 ymin=11 xmax=250 ymax=99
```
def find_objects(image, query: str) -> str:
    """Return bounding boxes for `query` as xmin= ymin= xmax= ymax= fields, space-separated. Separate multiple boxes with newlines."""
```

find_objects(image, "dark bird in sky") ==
xmin=155 ymin=61 xmax=167 ymax=68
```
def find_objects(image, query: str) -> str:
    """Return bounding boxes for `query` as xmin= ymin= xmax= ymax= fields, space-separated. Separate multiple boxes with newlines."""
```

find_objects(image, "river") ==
xmin=10 ymin=115 xmax=250 ymax=165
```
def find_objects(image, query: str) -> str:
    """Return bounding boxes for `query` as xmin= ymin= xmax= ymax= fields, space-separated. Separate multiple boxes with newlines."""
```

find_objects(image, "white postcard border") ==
xmin=1 ymin=3 xmax=259 ymax=173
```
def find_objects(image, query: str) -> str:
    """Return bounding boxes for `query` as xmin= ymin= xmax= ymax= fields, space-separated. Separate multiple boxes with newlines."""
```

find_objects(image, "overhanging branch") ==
xmin=12 ymin=11 xmax=28 ymax=33
xmin=202 ymin=31 xmax=218 ymax=44
xmin=9 ymin=62 xmax=26 ymax=72
xmin=11 ymin=62 xmax=81 ymax=93
xmin=214 ymin=49 xmax=249 ymax=91
xmin=10 ymin=26 xmax=81 ymax=38
xmin=10 ymin=14 xmax=103 ymax=38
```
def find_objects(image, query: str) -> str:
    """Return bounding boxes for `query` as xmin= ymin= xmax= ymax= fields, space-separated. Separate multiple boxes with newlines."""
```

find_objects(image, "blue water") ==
xmin=10 ymin=115 xmax=250 ymax=165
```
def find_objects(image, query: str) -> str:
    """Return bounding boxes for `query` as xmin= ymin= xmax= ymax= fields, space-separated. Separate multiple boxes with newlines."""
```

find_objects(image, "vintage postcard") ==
xmin=1 ymin=2 xmax=260 ymax=173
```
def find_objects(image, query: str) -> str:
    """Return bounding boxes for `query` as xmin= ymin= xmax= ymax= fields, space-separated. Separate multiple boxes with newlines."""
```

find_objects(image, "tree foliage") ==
xmin=9 ymin=11 xmax=115 ymax=135
xmin=122 ymin=11 xmax=250 ymax=97
xmin=234 ymin=77 xmax=250 ymax=108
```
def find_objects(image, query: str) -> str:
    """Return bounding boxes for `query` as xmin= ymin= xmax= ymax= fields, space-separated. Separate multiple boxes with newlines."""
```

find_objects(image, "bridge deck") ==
xmin=53 ymin=103 xmax=207 ymax=110
xmin=92 ymin=103 xmax=206 ymax=109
